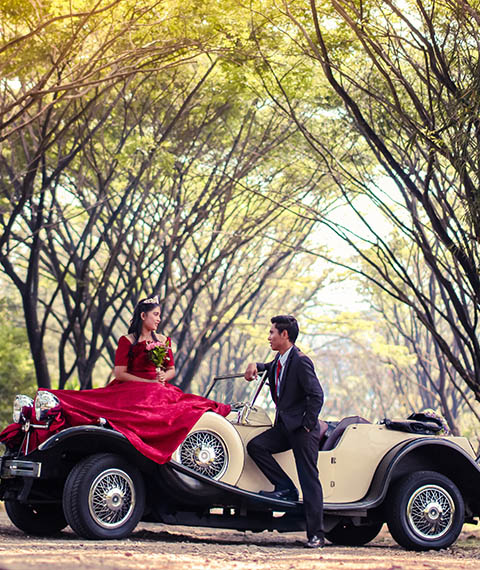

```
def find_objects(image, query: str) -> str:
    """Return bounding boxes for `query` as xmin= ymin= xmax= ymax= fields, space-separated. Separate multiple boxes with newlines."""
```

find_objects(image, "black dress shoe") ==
xmin=258 ymin=488 xmax=299 ymax=501
xmin=305 ymin=535 xmax=325 ymax=549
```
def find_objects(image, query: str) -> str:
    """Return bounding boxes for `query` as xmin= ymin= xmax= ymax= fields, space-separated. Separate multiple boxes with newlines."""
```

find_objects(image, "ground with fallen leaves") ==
xmin=1 ymin=510 xmax=480 ymax=570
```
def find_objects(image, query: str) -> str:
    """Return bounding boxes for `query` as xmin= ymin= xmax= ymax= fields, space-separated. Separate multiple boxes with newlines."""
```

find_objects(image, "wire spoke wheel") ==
xmin=63 ymin=453 xmax=145 ymax=539
xmin=407 ymin=484 xmax=454 ymax=540
xmin=88 ymin=468 xmax=135 ymax=529
xmin=179 ymin=430 xmax=227 ymax=479
xmin=387 ymin=470 xmax=464 ymax=550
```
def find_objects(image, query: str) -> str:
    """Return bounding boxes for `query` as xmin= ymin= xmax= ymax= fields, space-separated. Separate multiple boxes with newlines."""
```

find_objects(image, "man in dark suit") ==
xmin=244 ymin=315 xmax=325 ymax=548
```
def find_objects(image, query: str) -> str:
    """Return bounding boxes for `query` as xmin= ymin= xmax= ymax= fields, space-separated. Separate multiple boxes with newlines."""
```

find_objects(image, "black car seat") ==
xmin=320 ymin=415 xmax=370 ymax=451
xmin=318 ymin=420 xmax=330 ymax=448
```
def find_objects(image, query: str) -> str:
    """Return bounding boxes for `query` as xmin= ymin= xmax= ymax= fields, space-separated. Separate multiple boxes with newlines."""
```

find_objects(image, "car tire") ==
xmin=326 ymin=520 xmax=383 ymax=546
xmin=5 ymin=500 xmax=68 ymax=536
xmin=171 ymin=411 xmax=244 ymax=485
xmin=63 ymin=453 xmax=145 ymax=539
xmin=386 ymin=470 xmax=464 ymax=550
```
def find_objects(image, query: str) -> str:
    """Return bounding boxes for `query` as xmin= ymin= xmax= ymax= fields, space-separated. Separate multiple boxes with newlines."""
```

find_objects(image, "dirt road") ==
xmin=0 ymin=511 xmax=479 ymax=570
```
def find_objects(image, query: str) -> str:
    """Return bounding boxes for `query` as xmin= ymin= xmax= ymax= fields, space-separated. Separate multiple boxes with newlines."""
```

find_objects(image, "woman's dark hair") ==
xmin=127 ymin=297 xmax=160 ymax=362
xmin=271 ymin=315 xmax=299 ymax=343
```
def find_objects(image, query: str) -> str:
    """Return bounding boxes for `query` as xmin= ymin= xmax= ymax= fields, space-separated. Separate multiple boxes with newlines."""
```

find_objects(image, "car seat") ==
xmin=320 ymin=415 xmax=371 ymax=451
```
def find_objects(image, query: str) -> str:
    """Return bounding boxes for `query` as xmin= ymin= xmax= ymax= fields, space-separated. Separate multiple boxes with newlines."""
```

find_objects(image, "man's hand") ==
xmin=244 ymin=363 xmax=258 ymax=381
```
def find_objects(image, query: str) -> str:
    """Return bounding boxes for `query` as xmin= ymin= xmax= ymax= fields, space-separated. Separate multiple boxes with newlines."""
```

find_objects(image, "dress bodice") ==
xmin=114 ymin=336 xmax=174 ymax=380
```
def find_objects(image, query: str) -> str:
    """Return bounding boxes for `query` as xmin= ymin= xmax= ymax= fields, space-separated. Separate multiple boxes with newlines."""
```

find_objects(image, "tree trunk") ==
xmin=23 ymin=293 xmax=50 ymax=389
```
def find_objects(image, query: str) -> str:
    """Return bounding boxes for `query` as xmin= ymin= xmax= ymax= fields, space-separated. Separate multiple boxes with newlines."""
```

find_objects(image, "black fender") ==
xmin=27 ymin=426 xmax=157 ymax=477
xmin=324 ymin=438 xmax=480 ymax=516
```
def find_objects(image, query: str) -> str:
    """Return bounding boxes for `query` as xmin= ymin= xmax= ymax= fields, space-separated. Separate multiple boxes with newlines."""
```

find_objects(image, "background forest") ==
xmin=1 ymin=0 xmax=479 ymax=439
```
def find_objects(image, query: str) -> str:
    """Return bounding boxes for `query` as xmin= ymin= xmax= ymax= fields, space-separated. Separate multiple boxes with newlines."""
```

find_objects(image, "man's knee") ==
xmin=247 ymin=436 xmax=264 ymax=457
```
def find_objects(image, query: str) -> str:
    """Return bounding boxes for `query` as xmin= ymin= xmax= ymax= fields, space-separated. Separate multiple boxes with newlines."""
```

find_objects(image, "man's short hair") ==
xmin=271 ymin=315 xmax=299 ymax=343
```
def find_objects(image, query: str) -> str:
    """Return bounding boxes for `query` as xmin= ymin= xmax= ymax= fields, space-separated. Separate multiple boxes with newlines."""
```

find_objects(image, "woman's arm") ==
xmin=114 ymin=335 xmax=159 ymax=383
xmin=114 ymin=365 xmax=176 ymax=384
xmin=163 ymin=367 xmax=175 ymax=382
xmin=114 ymin=365 xmax=158 ymax=383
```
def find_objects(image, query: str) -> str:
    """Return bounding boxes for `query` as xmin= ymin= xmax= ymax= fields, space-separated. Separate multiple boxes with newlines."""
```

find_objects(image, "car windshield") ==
xmin=204 ymin=374 xmax=276 ymax=418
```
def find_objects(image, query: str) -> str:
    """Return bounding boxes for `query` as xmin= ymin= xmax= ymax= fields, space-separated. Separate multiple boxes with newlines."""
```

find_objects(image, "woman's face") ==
xmin=141 ymin=307 xmax=161 ymax=332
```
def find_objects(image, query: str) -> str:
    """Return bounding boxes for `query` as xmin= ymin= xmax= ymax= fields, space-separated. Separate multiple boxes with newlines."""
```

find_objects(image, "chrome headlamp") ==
xmin=13 ymin=395 xmax=34 ymax=423
xmin=34 ymin=391 xmax=60 ymax=422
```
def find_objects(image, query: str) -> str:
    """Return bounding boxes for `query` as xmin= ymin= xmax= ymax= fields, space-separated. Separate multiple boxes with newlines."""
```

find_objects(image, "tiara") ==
xmin=143 ymin=295 xmax=159 ymax=304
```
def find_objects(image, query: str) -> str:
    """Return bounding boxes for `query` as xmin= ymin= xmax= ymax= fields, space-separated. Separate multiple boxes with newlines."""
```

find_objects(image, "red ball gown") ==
xmin=0 ymin=337 xmax=231 ymax=464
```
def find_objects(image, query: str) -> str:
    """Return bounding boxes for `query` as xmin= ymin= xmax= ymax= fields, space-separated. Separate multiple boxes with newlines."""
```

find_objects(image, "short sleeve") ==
xmin=114 ymin=336 xmax=131 ymax=366
xmin=164 ymin=337 xmax=175 ymax=368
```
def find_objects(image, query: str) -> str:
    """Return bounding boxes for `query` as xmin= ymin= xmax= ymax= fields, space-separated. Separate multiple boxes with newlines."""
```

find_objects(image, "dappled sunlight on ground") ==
xmin=1 ymin=510 xmax=480 ymax=570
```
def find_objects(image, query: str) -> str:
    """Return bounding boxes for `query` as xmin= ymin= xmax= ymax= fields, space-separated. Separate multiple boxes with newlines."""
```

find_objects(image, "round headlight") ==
xmin=34 ymin=391 xmax=60 ymax=422
xmin=13 ymin=395 xmax=34 ymax=423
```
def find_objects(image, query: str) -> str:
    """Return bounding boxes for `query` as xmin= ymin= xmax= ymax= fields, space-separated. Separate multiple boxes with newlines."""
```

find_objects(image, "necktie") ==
xmin=275 ymin=360 xmax=282 ymax=399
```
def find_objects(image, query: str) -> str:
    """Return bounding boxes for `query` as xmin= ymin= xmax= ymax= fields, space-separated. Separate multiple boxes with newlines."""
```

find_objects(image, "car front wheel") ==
xmin=63 ymin=453 xmax=145 ymax=539
xmin=387 ymin=470 xmax=464 ymax=550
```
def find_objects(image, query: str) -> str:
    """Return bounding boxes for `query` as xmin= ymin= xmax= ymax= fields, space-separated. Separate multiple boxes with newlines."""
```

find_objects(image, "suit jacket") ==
xmin=257 ymin=346 xmax=323 ymax=433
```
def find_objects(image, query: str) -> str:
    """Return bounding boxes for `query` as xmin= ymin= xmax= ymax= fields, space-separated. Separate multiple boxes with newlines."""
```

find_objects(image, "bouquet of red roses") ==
xmin=145 ymin=338 xmax=171 ymax=369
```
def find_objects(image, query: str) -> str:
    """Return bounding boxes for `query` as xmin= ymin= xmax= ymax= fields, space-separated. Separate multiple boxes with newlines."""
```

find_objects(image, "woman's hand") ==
xmin=156 ymin=368 xmax=166 ymax=385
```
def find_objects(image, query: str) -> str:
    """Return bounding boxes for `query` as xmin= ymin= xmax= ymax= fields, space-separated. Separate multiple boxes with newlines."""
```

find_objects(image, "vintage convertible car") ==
xmin=1 ymin=373 xmax=480 ymax=551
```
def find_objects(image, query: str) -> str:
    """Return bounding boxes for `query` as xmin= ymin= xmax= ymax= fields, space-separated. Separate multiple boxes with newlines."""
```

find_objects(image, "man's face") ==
xmin=268 ymin=324 xmax=289 ymax=351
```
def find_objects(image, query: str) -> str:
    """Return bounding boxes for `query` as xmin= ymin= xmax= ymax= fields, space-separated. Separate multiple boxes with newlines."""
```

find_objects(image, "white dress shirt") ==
xmin=276 ymin=346 xmax=293 ymax=393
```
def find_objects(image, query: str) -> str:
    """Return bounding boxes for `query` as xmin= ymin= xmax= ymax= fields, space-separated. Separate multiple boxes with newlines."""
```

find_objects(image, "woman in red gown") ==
xmin=1 ymin=297 xmax=231 ymax=463
xmin=113 ymin=295 xmax=177 ymax=385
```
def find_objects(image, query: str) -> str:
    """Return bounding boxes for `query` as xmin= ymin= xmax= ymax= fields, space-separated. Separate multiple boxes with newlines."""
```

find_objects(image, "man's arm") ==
xmin=298 ymin=355 xmax=324 ymax=431
xmin=244 ymin=360 xmax=273 ymax=381
xmin=244 ymin=362 xmax=258 ymax=381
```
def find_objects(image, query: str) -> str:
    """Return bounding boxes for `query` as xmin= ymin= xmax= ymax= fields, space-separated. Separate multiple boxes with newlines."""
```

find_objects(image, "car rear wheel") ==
xmin=63 ymin=453 xmax=145 ymax=539
xmin=387 ymin=470 xmax=464 ymax=550
xmin=326 ymin=520 xmax=383 ymax=546
xmin=5 ymin=500 xmax=67 ymax=536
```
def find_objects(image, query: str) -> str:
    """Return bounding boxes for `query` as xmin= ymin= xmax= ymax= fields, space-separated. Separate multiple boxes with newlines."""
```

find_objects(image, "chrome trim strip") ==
xmin=1 ymin=459 xmax=42 ymax=478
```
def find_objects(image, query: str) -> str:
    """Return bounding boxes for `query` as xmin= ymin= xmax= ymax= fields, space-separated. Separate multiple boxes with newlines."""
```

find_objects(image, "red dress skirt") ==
xmin=1 ymin=337 xmax=231 ymax=464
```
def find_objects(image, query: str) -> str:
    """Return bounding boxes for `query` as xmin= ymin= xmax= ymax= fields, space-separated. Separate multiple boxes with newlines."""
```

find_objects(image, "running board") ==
xmin=166 ymin=460 xmax=301 ymax=510
xmin=166 ymin=460 xmax=372 ymax=515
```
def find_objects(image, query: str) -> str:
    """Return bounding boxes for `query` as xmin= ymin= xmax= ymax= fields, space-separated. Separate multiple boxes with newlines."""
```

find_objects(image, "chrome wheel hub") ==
xmin=88 ymin=469 xmax=135 ymax=529
xmin=179 ymin=430 xmax=227 ymax=479
xmin=407 ymin=484 xmax=454 ymax=540
xmin=195 ymin=445 xmax=217 ymax=466
xmin=423 ymin=501 xmax=442 ymax=523
xmin=105 ymin=488 xmax=124 ymax=511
